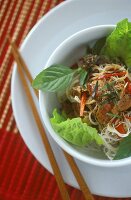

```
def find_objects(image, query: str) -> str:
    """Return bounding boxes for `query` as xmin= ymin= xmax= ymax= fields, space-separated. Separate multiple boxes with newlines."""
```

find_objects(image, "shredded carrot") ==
xmin=80 ymin=92 xmax=87 ymax=117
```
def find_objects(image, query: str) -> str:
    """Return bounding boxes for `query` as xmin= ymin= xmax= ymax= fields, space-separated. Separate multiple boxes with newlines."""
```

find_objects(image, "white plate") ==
xmin=11 ymin=0 xmax=131 ymax=197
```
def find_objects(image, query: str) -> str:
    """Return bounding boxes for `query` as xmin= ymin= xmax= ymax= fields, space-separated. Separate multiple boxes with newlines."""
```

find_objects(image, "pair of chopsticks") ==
xmin=9 ymin=36 xmax=94 ymax=200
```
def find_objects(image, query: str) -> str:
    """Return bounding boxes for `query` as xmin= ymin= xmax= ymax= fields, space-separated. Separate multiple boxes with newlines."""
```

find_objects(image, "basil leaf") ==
xmin=92 ymin=37 xmax=106 ymax=55
xmin=32 ymin=65 xmax=76 ymax=92
xmin=114 ymin=134 xmax=131 ymax=160
xmin=79 ymin=69 xmax=88 ymax=86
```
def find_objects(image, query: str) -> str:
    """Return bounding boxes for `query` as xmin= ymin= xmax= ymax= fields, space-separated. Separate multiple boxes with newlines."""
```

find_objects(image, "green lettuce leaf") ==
xmin=50 ymin=109 xmax=66 ymax=124
xmin=101 ymin=18 xmax=131 ymax=71
xmin=50 ymin=109 xmax=103 ymax=147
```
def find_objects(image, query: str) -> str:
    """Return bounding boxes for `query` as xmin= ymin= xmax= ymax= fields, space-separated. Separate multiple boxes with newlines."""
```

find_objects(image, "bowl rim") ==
xmin=39 ymin=24 xmax=131 ymax=167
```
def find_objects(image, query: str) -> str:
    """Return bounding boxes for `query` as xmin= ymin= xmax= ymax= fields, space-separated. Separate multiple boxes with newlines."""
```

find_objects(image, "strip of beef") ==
xmin=61 ymin=100 xmax=75 ymax=118
xmin=112 ymin=94 xmax=131 ymax=113
xmin=96 ymin=104 xmax=113 ymax=125
xmin=61 ymin=100 xmax=80 ymax=118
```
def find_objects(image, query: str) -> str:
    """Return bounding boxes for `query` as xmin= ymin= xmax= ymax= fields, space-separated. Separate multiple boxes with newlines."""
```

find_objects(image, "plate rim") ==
xmin=11 ymin=0 xmax=131 ymax=197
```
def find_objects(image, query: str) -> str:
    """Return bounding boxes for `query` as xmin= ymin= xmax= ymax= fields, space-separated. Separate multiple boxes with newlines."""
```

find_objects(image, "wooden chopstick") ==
xmin=9 ymin=37 xmax=94 ymax=200
xmin=9 ymin=38 xmax=70 ymax=200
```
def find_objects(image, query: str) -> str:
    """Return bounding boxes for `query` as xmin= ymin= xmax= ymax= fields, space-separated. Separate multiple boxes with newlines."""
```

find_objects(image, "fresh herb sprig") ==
xmin=79 ymin=69 xmax=88 ymax=86
xmin=100 ymin=81 xmax=119 ymax=105
xmin=92 ymin=81 xmax=98 ymax=98
xmin=106 ymin=112 xmax=122 ymax=119
xmin=79 ymin=67 xmax=92 ymax=87
xmin=101 ymin=81 xmax=116 ymax=91
xmin=32 ymin=64 xmax=81 ymax=92
xmin=100 ymin=96 xmax=118 ymax=106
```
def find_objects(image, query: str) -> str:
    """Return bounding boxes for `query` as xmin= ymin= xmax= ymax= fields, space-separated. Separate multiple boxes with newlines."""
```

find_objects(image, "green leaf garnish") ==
xmin=50 ymin=109 xmax=103 ymax=147
xmin=79 ymin=68 xmax=88 ymax=86
xmin=92 ymin=81 xmax=98 ymax=98
xmin=92 ymin=37 xmax=106 ymax=55
xmin=106 ymin=112 xmax=122 ymax=119
xmin=114 ymin=134 xmax=131 ymax=160
xmin=106 ymin=82 xmax=113 ymax=90
xmin=79 ymin=67 xmax=92 ymax=87
xmin=100 ymin=97 xmax=115 ymax=105
xmin=100 ymin=81 xmax=119 ymax=105
xmin=32 ymin=64 xmax=77 ymax=92
xmin=101 ymin=81 xmax=116 ymax=91
xmin=101 ymin=18 xmax=131 ymax=71
xmin=50 ymin=108 xmax=66 ymax=123
xmin=86 ymin=45 xmax=92 ymax=54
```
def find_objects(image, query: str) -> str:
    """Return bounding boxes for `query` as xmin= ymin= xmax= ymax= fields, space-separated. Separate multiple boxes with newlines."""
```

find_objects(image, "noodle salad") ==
xmin=33 ymin=19 xmax=131 ymax=160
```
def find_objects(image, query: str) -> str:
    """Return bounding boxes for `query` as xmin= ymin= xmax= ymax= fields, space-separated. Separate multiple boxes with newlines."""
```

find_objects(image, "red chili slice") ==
xmin=98 ymin=71 xmax=126 ymax=80
xmin=115 ymin=123 xmax=126 ymax=134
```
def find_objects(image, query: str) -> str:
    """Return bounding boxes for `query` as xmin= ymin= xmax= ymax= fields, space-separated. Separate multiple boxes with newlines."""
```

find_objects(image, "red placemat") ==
xmin=0 ymin=0 xmax=130 ymax=199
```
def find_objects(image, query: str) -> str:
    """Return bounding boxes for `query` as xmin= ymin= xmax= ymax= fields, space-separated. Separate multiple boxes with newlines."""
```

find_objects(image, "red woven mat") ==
xmin=0 ymin=0 xmax=130 ymax=199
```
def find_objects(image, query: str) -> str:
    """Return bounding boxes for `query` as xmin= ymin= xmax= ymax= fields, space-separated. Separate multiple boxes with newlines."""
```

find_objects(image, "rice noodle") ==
xmin=89 ymin=64 xmax=130 ymax=159
xmin=100 ymin=111 xmax=131 ymax=159
xmin=89 ymin=111 xmax=98 ymax=125
xmin=59 ymin=57 xmax=131 ymax=160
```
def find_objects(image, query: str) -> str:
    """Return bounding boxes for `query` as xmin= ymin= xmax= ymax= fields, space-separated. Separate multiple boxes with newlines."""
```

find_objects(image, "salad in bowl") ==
xmin=33 ymin=19 xmax=131 ymax=162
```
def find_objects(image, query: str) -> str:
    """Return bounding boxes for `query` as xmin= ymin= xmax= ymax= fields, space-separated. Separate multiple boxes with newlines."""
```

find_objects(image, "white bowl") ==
xmin=39 ymin=25 xmax=130 ymax=167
